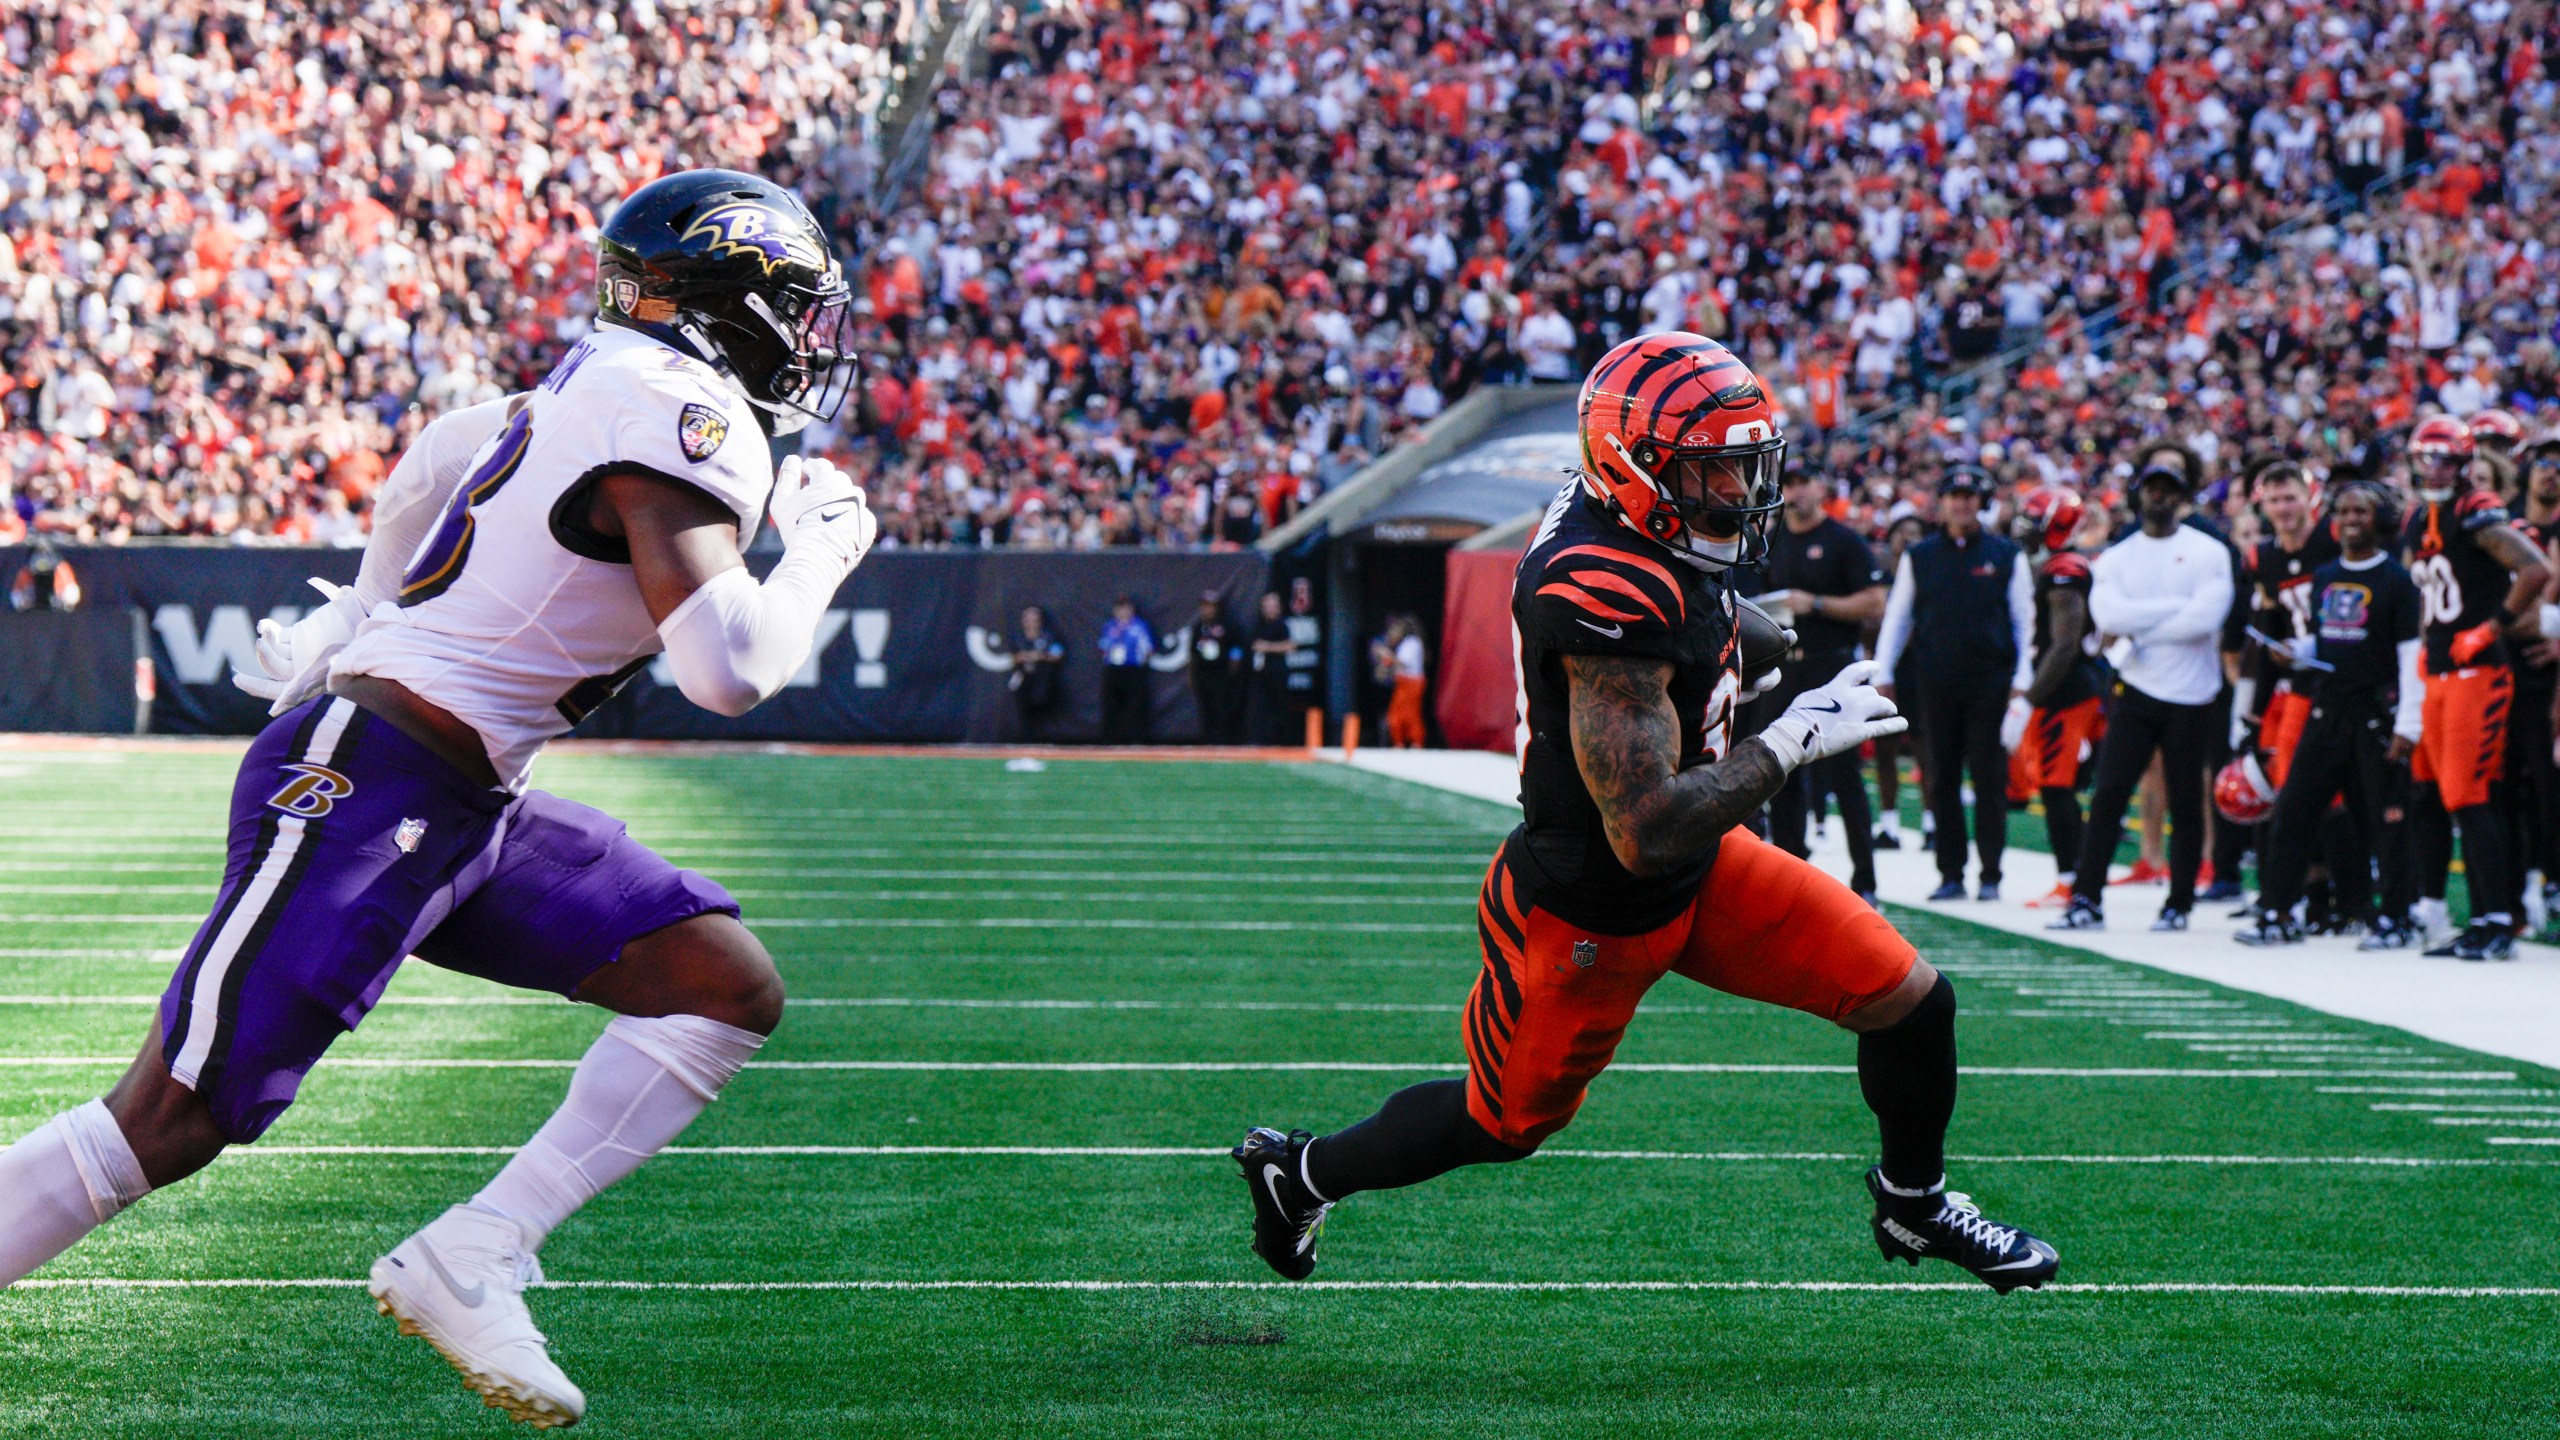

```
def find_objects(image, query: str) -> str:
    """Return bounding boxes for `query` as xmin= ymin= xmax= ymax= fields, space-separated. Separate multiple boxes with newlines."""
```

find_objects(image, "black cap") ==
xmin=1939 ymin=465 xmax=1991 ymax=496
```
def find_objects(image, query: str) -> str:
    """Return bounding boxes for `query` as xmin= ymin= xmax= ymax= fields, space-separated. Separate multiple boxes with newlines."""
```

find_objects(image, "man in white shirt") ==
xmin=2050 ymin=447 xmax=2237 ymax=932
xmin=1518 ymin=301 xmax=1578 ymax=381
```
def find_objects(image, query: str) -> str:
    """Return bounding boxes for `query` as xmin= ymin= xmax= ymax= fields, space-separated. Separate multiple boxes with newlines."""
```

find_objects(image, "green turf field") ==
xmin=1 ymin=746 xmax=2556 ymax=1439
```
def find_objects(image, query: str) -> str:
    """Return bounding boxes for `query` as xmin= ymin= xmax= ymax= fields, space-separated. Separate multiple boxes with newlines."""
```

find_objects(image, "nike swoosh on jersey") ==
xmin=1575 ymin=619 xmax=1625 ymax=639
xmin=420 ymin=1244 xmax=488 ymax=1308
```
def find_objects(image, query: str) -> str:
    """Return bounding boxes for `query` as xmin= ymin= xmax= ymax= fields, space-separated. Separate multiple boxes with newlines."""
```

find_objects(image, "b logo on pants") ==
xmin=267 ymin=763 xmax=354 ymax=817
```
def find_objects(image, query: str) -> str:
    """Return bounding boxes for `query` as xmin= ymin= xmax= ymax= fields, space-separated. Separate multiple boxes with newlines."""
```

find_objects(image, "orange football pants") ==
xmin=2259 ymin=687 xmax=2312 ymax=789
xmin=1463 ymin=829 xmax=1918 ymax=1150
xmin=1387 ymin=677 xmax=1428 ymax=748
xmin=2410 ymin=665 xmax=2511 ymax=811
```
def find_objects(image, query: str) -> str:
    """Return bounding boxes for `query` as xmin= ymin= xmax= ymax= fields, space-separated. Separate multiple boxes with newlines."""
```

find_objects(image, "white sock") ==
xmin=471 ymin=1014 xmax=764 ymax=1250
xmin=0 ymin=1100 xmax=152 ymax=1287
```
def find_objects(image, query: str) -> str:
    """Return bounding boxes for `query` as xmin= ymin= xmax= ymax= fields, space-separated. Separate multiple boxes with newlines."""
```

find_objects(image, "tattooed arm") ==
xmin=1565 ymin=653 xmax=1791 ymax=876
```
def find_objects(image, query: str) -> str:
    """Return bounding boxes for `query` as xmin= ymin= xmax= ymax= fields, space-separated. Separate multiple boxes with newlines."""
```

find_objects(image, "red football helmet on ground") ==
xmin=2010 ymin=484 xmax=2086 ymax=553
xmin=2214 ymin=754 xmax=2277 ymax=825
xmin=2470 ymin=408 xmax=2526 ymax=454
xmin=1577 ymin=332 xmax=1786 ymax=568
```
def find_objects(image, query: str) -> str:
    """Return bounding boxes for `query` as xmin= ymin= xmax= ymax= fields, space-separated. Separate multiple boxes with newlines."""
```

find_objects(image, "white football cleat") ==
xmin=370 ymin=1204 xmax=586 ymax=1428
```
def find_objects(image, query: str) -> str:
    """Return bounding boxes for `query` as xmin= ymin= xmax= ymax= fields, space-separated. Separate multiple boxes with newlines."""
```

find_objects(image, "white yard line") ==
xmin=0 ymin=1057 xmax=2519 ymax=1078
xmin=202 ymin=1144 xmax=2547 ymax=1168
xmin=16 ymin=1277 xmax=2560 ymax=1298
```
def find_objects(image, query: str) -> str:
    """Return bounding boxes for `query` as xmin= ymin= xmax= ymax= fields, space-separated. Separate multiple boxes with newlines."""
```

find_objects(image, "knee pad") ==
xmin=603 ymin=1014 xmax=765 ymax=1102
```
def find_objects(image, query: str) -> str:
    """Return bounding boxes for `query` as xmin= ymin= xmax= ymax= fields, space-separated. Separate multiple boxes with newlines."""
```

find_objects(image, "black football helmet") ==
xmin=595 ymin=169 xmax=853 ymax=436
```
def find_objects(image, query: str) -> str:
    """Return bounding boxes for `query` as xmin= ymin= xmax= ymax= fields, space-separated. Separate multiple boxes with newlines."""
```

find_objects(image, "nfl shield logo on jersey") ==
xmin=677 ymin=403 xmax=729 ymax=463
xmin=394 ymin=818 xmax=428 ymax=854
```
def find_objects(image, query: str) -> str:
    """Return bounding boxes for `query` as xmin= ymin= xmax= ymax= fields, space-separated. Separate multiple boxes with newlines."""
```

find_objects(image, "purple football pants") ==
xmin=156 ymin=696 xmax=738 ymax=1142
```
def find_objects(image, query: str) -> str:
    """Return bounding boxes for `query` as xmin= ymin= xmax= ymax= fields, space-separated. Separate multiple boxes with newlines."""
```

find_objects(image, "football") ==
xmin=1737 ymin=595 xmax=1792 ymax=687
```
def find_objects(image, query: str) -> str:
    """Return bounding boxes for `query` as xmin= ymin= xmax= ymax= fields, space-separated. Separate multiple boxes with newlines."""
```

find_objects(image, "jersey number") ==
xmin=399 ymin=408 xmax=534 ymax=607
xmin=2409 ymin=554 xmax=2461 ymax=628
xmin=2274 ymin=580 xmax=2316 ymax=639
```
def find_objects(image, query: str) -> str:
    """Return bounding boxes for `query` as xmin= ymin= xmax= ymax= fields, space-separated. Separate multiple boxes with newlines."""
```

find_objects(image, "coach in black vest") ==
xmin=1876 ymin=468 xmax=2036 ymax=900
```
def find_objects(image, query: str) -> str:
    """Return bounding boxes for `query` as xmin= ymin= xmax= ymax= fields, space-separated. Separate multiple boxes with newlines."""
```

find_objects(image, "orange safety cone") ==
xmin=1341 ymin=713 xmax=1361 ymax=758
xmin=1304 ymin=707 xmax=1324 ymax=751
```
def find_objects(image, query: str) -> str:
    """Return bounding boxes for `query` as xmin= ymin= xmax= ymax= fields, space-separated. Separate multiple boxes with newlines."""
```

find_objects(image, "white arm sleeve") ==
xmin=2008 ymin=552 xmax=2036 ymax=691
xmin=2394 ymin=638 xmax=2425 ymax=743
xmin=654 ymin=548 xmax=849 ymax=718
xmin=1873 ymin=554 xmax=1918 ymax=675
xmin=354 ymin=397 xmax=518 ymax=608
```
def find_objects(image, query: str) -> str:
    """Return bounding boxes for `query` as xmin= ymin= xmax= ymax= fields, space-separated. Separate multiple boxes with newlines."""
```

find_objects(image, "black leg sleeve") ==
xmin=2040 ymin=785 xmax=2084 ymax=883
xmin=2413 ymin=783 xmax=2453 ymax=903
xmin=1859 ymin=974 xmax=1958 ymax=1192
xmin=1302 ymin=1079 xmax=1531 ymax=1201
xmin=2455 ymin=798 xmax=2517 ymax=924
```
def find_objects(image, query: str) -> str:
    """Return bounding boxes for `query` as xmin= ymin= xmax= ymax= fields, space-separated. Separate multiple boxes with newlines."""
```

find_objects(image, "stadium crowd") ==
xmin=3 ymin=0 xmax=2554 ymax=550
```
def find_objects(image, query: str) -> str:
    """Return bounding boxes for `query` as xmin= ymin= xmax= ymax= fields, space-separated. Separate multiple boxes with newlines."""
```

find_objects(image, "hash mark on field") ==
xmin=2322 ymin=1086 xmax=2557 ymax=1097
xmin=2372 ymin=1104 xmax=2560 ymax=1114
xmin=17 ymin=1279 xmax=2560 ymax=1299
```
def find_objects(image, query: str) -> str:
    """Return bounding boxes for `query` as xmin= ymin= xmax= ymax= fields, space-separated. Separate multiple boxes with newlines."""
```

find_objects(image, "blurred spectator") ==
xmin=1187 ymin=590 xmax=1244 ymax=744
xmin=1098 ymin=595 xmax=1156 ymax=743
xmin=1381 ymin=614 xmax=1429 ymax=749
xmin=1248 ymin=589 xmax=1297 ymax=743
xmin=1008 ymin=605 xmax=1067 ymax=738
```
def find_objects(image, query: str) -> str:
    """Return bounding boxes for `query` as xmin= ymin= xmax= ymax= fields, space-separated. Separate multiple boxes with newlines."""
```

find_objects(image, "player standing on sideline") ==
xmin=0 ymin=170 xmax=876 ymax=1428
xmin=2008 ymin=486 xmax=2102 ymax=908
xmin=1873 ymin=467 xmax=2036 ymax=902
xmin=2401 ymin=416 xmax=2549 ymax=959
xmin=1740 ymin=468 xmax=1889 ymax=902
xmin=2049 ymin=454 xmax=2236 ymax=933
xmin=2511 ymin=437 xmax=2560 ymax=934
xmin=2234 ymin=484 xmax=2426 ymax=948
xmin=1234 ymin=334 xmax=2058 ymax=1293
xmin=2229 ymin=462 xmax=2345 ymax=923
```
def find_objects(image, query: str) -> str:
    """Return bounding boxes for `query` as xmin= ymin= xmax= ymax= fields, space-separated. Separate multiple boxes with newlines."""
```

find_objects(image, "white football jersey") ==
xmin=332 ymin=325 xmax=773 ymax=790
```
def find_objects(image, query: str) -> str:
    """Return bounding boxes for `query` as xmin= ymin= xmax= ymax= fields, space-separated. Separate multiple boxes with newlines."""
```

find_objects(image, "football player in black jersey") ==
xmin=2511 ymin=437 xmax=2560 ymax=935
xmin=2230 ymin=461 xmax=2351 ymax=926
xmin=2399 ymin=416 xmax=2551 ymax=959
xmin=2235 ymin=483 xmax=2425 ymax=947
xmin=2010 ymin=485 xmax=2103 ymax=906
xmin=1235 ymin=333 xmax=2058 ymax=1293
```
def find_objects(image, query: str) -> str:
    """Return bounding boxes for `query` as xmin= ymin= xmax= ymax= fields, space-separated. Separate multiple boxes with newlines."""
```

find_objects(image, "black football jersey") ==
xmin=2403 ymin=490 xmax=2516 ymax=673
xmin=1511 ymin=486 xmax=1740 ymax=934
xmin=2031 ymin=550 xmax=2100 ymax=709
xmin=2251 ymin=522 xmax=2343 ymax=688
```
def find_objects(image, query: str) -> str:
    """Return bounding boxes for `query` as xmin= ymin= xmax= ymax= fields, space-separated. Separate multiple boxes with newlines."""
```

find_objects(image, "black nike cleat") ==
xmin=1866 ymin=1168 xmax=2059 ymax=1294
xmin=2045 ymin=896 xmax=2103 ymax=931
xmin=1235 ymin=1127 xmax=1333 ymax=1280
xmin=2232 ymin=911 xmax=2302 ymax=947
xmin=2425 ymin=922 xmax=2517 ymax=962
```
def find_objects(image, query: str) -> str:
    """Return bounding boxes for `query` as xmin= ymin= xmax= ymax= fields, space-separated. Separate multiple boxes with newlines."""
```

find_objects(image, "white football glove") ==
xmin=2000 ymin=694 xmax=2031 ymax=752
xmin=769 ymin=454 xmax=876 ymax=569
xmin=231 ymin=577 xmax=371 ymax=715
xmin=1754 ymin=659 xmax=1907 ymax=773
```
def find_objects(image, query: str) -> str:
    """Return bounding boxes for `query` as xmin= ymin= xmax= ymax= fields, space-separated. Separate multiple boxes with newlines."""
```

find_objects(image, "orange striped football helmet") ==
xmin=1577 ymin=332 xmax=1786 ymax=568
xmin=2009 ymin=484 xmax=2085 ymax=554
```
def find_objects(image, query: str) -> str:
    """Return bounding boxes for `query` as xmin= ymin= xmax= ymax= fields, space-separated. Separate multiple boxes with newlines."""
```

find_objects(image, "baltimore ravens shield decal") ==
xmin=678 ymin=403 xmax=729 ymax=463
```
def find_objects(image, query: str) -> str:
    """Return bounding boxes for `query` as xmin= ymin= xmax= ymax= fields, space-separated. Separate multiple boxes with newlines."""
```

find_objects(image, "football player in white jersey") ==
xmin=0 ymin=170 xmax=873 ymax=1428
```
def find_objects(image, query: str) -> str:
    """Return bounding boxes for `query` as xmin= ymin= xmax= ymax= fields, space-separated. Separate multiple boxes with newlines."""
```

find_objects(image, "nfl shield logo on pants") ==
xmin=1572 ymin=939 xmax=1598 ymax=969
xmin=394 ymin=818 xmax=428 ymax=855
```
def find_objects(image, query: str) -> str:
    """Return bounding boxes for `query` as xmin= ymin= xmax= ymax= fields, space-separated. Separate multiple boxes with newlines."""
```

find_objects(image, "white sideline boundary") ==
xmin=17 ymin=1277 xmax=2560 ymax=1298
xmin=1348 ymin=750 xmax=2560 ymax=1074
